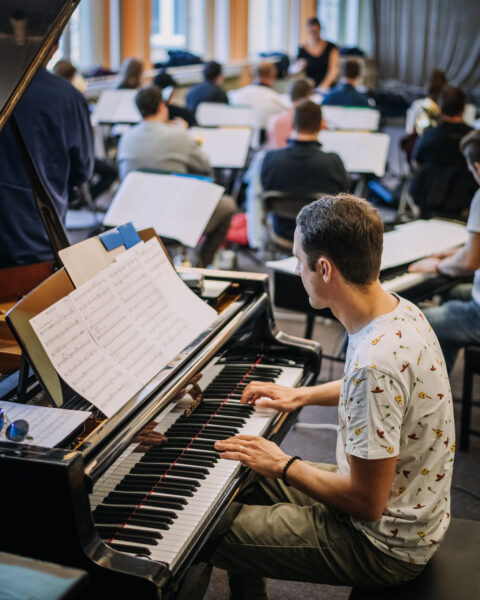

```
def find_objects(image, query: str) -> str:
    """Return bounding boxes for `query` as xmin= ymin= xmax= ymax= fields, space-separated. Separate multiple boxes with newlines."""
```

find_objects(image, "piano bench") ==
xmin=460 ymin=344 xmax=480 ymax=452
xmin=348 ymin=518 xmax=480 ymax=600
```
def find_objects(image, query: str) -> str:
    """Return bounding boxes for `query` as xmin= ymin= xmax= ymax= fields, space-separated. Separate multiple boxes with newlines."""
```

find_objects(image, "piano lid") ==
xmin=0 ymin=0 xmax=80 ymax=130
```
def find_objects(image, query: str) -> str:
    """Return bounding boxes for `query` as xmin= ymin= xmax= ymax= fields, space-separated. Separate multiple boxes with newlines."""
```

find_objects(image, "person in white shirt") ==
xmin=228 ymin=61 xmax=288 ymax=133
xmin=195 ymin=194 xmax=454 ymax=600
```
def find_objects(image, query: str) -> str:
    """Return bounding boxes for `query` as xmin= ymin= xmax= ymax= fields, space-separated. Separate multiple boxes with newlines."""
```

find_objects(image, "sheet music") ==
xmin=381 ymin=219 xmax=469 ymax=269
xmin=189 ymin=127 xmax=252 ymax=168
xmin=29 ymin=296 xmax=140 ymax=417
xmin=103 ymin=172 xmax=224 ymax=247
xmin=321 ymin=106 xmax=380 ymax=131
xmin=318 ymin=131 xmax=390 ymax=176
xmin=0 ymin=400 xmax=91 ymax=448
xmin=70 ymin=270 xmax=165 ymax=386
xmin=92 ymin=89 xmax=141 ymax=125
xmin=196 ymin=103 xmax=254 ymax=127
xmin=134 ymin=239 xmax=218 ymax=357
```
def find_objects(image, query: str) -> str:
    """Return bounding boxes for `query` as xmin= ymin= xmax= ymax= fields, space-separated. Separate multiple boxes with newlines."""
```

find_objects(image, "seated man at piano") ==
xmin=117 ymin=85 xmax=236 ymax=267
xmin=409 ymin=129 xmax=480 ymax=371
xmin=198 ymin=194 xmax=454 ymax=598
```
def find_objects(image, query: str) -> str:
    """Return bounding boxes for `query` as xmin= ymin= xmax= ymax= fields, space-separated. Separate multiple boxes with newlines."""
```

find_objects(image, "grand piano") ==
xmin=0 ymin=3 xmax=321 ymax=598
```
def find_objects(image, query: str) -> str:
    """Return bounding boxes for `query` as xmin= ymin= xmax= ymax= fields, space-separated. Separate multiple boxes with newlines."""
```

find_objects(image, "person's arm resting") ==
xmin=410 ymin=232 xmax=480 ymax=275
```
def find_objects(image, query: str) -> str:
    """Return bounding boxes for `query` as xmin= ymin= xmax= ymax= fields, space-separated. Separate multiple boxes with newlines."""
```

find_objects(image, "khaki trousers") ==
xmin=202 ymin=463 xmax=424 ymax=600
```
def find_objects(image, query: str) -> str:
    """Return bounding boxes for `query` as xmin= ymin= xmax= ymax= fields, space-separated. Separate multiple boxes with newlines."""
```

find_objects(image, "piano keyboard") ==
xmin=90 ymin=359 xmax=303 ymax=570
xmin=381 ymin=271 xmax=436 ymax=294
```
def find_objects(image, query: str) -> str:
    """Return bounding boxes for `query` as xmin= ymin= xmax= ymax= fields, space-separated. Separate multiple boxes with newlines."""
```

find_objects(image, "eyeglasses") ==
xmin=0 ymin=407 xmax=32 ymax=442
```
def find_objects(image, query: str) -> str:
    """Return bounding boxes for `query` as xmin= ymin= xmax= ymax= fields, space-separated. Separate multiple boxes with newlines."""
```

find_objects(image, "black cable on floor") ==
xmin=452 ymin=484 xmax=480 ymax=502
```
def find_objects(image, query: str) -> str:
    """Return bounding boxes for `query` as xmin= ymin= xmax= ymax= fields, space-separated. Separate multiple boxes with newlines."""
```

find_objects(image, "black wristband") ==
xmin=281 ymin=455 xmax=302 ymax=486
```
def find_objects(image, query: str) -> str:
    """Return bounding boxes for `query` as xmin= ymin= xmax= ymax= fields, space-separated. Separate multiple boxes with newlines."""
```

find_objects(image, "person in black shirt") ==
xmin=186 ymin=61 xmax=229 ymax=114
xmin=295 ymin=17 xmax=339 ymax=90
xmin=322 ymin=58 xmax=370 ymax=107
xmin=411 ymin=86 xmax=476 ymax=217
xmin=261 ymin=100 xmax=350 ymax=240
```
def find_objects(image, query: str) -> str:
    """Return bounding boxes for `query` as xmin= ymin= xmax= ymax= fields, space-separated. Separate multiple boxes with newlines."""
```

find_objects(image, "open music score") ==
xmin=30 ymin=239 xmax=217 ymax=417
xmin=103 ymin=172 xmax=224 ymax=247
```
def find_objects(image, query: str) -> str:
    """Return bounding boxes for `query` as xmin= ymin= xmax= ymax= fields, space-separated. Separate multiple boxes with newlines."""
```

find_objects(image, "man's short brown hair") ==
xmin=289 ymin=78 xmax=313 ymax=103
xmin=296 ymin=194 xmax=383 ymax=285
xmin=343 ymin=58 xmax=360 ymax=80
xmin=293 ymin=100 xmax=322 ymax=134
xmin=439 ymin=85 xmax=465 ymax=118
xmin=257 ymin=61 xmax=277 ymax=81
xmin=135 ymin=85 xmax=164 ymax=119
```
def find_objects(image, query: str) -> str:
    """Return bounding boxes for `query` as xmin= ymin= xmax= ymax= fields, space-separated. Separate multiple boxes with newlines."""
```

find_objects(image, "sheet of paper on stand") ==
xmin=321 ymin=106 xmax=380 ymax=131
xmin=0 ymin=401 xmax=91 ymax=448
xmin=196 ymin=102 xmax=254 ymax=127
xmin=29 ymin=296 xmax=141 ymax=417
xmin=189 ymin=127 xmax=252 ymax=168
xmin=70 ymin=270 xmax=165 ymax=386
xmin=267 ymin=219 xmax=469 ymax=275
xmin=91 ymin=89 xmax=141 ymax=125
xmin=103 ymin=172 xmax=224 ymax=247
xmin=381 ymin=219 xmax=469 ymax=269
xmin=318 ymin=131 xmax=390 ymax=176
xmin=29 ymin=238 xmax=217 ymax=417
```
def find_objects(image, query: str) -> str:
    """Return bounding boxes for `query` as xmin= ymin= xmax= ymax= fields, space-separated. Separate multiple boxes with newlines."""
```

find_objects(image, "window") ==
xmin=317 ymin=0 xmax=340 ymax=43
xmin=151 ymin=0 xmax=187 ymax=63
xmin=248 ymin=0 xmax=288 ymax=56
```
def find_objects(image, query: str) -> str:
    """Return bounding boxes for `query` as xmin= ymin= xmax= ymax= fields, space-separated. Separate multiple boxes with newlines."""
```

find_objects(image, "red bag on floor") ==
xmin=225 ymin=212 xmax=249 ymax=246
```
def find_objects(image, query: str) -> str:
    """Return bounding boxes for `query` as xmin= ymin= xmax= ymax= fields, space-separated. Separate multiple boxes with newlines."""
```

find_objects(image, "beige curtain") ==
xmin=372 ymin=0 xmax=480 ymax=89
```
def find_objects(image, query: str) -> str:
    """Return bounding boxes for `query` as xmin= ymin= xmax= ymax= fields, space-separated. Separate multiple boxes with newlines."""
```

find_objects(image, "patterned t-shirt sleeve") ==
xmin=343 ymin=366 xmax=406 ymax=459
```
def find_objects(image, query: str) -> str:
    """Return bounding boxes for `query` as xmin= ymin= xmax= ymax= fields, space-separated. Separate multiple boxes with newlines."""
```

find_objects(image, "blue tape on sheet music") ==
xmin=118 ymin=222 xmax=142 ymax=248
xmin=99 ymin=229 xmax=123 ymax=251
xmin=171 ymin=173 xmax=213 ymax=183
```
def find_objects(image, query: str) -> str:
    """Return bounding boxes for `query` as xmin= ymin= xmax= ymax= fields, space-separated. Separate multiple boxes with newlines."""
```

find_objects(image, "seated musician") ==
xmin=196 ymin=195 xmax=454 ymax=598
xmin=322 ymin=58 xmax=371 ymax=107
xmin=117 ymin=86 xmax=235 ymax=267
xmin=409 ymin=129 xmax=480 ymax=371
xmin=410 ymin=85 xmax=476 ymax=218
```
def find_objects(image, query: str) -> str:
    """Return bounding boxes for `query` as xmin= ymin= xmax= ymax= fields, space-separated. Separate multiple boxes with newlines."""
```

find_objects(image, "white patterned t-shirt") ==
xmin=336 ymin=296 xmax=455 ymax=565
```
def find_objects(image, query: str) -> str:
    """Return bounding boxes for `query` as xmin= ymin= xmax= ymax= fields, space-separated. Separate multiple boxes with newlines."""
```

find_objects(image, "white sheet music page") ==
xmin=381 ymin=219 xmax=469 ymax=270
xmin=92 ymin=89 xmax=140 ymax=125
xmin=318 ymin=131 xmax=390 ymax=176
xmin=189 ymin=127 xmax=252 ymax=168
xmin=0 ymin=400 xmax=91 ymax=448
xmin=29 ymin=296 xmax=140 ymax=417
xmin=103 ymin=172 xmax=224 ymax=247
xmin=70 ymin=270 xmax=165 ymax=386
xmin=134 ymin=238 xmax=218 ymax=359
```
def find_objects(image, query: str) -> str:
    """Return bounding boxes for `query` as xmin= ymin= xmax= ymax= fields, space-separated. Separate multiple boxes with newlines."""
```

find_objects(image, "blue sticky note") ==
xmin=99 ymin=229 xmax=123 ymax=251
xmin=118 ymin=222 xmax=142 ymax=249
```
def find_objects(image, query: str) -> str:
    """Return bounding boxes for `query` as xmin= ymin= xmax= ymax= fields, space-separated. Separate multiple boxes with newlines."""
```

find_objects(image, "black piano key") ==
xmin=96 ymin=525 xmax=162 ymax=541
xmin=132 ymin=463 xmax=209 ymax=476
xmin=131 ymin=465 xmax=207 ymax=480
xmin=122 ymin=473 xmax=200 ymax=487
xmin=104 ymin=531 xmax=159 ymax=546
xmin=140 ymin=454 xmax=216 ymax=468
xmin=107 ymin=542 xmax=151 ymax=556
xmin=105 ymin=491 xmax=186 ymax=510
xmin=115 ymin=482 xmax=194 ymax=496
xmin=94 ymin=505 xmax=176 ymax=522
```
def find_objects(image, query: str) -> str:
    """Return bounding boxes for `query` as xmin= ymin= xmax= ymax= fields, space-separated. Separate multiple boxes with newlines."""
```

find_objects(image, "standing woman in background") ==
xmin=295 ymin=17 xmax=339 ymax=92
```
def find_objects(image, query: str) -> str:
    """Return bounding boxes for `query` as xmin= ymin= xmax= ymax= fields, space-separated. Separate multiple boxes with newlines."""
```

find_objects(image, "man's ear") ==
xmin=317 ymin=257 xmax=333 ymax=282
xmin=474 ymin=161 xmax=480 ymax=175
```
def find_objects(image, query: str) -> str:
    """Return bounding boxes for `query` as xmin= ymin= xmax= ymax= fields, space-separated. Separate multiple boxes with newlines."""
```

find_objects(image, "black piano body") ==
xmin=1 ymin=267 xmax=321 ymax=599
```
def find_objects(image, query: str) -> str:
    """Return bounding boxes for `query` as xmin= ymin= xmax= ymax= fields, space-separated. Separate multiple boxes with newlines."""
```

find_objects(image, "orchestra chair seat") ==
xmin=460 ymin=344 xmax=480 ymax=452
xmin=348 ymin=518 xmax=480 ymax=600
xmin=262 ymin=191 xmax=320 ymax=257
